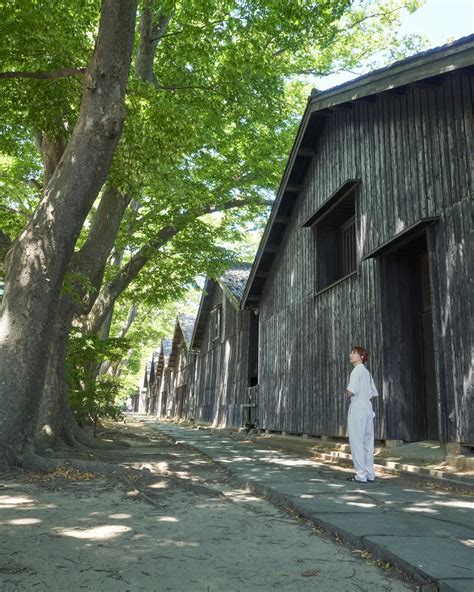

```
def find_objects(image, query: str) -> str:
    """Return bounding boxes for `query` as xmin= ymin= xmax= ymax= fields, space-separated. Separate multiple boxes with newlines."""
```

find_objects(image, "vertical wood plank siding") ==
xmin=257 ymin=71 xmax=473 ymax=443
xmin=193 ymin=285 xmax=251 ymax=427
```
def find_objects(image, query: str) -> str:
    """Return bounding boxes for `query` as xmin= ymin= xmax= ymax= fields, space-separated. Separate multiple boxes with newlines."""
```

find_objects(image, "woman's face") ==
xmin=349 ymin=349 xmax=362 ymax=364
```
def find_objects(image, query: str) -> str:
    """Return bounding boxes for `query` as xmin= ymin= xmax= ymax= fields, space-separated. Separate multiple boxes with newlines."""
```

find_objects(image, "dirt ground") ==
xmin=0 ymin=419 xmax=417 ymax=591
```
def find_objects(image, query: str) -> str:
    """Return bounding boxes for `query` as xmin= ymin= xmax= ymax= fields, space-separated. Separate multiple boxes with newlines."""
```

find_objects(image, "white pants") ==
xmin=347 ymin=401 xmax=375 ymax=482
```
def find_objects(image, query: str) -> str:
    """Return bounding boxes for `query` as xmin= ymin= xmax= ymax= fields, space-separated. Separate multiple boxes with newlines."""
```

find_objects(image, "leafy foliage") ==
xmin=1 ymin=0 xmax=428 ymax=403
xmin=67 ymin=331 xmax=127 ymax=427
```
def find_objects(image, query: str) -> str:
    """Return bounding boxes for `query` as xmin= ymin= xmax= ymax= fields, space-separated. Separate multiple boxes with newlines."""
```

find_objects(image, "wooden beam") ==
xmin=331 ymin=102 xmax=353 ymax=111
xmin=285 ymin=184 xmax=303 ymax=193
xmin=255 ymin=271 xmax=269 ymax=278
xmin=264 ymin=244 xmax=279 ymax=253
xmin=412 ymin=76 xmax=444 ymax=89
xmin=383 ymin=86 xmax=407 ymax=97
xmin=357 ymin=95 xmax=377 ymax=104
xmin=316 ymin=108 xmax=334 ymax=117
xmin=297 ymin=148 xmax=316 ymax=158
xmin=246 ymin=297 xmax=261 ymax=305
xmin=274 ymin=216 xmax=290 ymax=224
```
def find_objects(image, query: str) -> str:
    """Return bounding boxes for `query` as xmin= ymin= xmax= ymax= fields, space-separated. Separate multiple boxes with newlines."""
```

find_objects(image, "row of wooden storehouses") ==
xmin=134 ymin=37 xmax=473 ymax=449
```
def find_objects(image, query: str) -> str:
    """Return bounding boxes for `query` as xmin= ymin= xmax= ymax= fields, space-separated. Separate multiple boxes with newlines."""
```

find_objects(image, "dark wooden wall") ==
xmin=257 ymin=69 xmax=473 ymax=444
xmin=194 ymin=284 xmax=251 ymax=427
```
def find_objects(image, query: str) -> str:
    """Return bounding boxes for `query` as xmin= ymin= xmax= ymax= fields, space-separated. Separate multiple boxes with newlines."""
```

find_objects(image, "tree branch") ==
xmin=342 ymin=8 xmax=402 ymax=32
xmin=85 ymin=193 xmax=273 ymax=334
xmin=153 ymin=82 xmax=219 ymax=92
xmin=135 ymin=3 xmax=223 ymax=96
xmin=150 ymin=11 xmax=173 ymax=43
xmin=135 ymin=1 xmax=173 ymax=83
xmin=201 ymin=197 xmax=273 ymax=216
xmin=27 ymin=178 xmax=43 ymax=192
xmin=0 ymin=67 xmax=86 ymax=80
xmin=0 ymin=204 xmax=29 ymax=218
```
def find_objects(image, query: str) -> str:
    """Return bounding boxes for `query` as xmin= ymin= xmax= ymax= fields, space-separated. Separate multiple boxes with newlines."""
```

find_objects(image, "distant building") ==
xmin=166 ymin=313 xmax=197 ymax=419
xmin=191 ymin=263 xmax=257 ymax=427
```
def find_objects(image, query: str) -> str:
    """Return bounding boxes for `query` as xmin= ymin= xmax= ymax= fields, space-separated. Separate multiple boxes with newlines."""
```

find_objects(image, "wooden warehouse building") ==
xmin=162 ymin=313 xmax=196 ymax=420
xmin=191 ymin=263 xmax=258 ymax=427
xmin=145 ymin=338 xmax=172 ymax=416
xmin=241 ymin=36 xmax=473 ymax=447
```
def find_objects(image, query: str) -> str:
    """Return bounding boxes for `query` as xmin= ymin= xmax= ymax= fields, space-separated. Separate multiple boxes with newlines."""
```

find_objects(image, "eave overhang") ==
xmin=168 ymin=315 xmax=195 ymax=369
xmin=301 ymin=180 xmax=360 ymax=228
xmin=190 ymin=279 xmax=216 ymax=351
xmin=363 ymin=218 xmax=439 ymax=260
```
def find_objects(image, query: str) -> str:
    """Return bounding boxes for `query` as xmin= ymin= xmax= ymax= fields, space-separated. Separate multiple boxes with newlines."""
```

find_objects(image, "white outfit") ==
xmin=346 ymin=363 xmax=378 ymax=482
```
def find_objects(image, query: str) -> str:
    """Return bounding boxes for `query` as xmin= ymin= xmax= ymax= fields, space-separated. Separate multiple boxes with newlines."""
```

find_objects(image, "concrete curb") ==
xmin=307 ymin=449 xmax=474 ymax=493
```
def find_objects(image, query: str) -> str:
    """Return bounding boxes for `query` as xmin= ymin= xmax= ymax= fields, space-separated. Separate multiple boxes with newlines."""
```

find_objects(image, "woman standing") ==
xmin=346 ymin=346 xmax=378 ymax=483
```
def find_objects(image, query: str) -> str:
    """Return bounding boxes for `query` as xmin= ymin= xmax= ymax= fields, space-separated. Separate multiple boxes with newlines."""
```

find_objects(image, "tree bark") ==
xmin=0 ymin=0 xmax=137 ymax=468
xmin=36 ymin=133 xmax=68 ymax=188
xmin=98 ymin=304 xmax=138 ymax=376
xmin=36 ymin=186 xmax=131 ymax=450
xmin=135 ymin=1 xmax=172 ymax=84
xmin=35 ymin=299 xmax=72 ymax=450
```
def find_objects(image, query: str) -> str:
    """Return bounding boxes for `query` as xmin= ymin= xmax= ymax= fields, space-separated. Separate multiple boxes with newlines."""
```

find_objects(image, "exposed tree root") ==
xmin=60 ymin=422 xmax=89 ymax=450
xmin=19 ymin=451 xmax=126 ymax=476
xmin=18 ymin=452 xmax=150 ymax=481
xmin=65 ymin=407 xmax=129 ymax=450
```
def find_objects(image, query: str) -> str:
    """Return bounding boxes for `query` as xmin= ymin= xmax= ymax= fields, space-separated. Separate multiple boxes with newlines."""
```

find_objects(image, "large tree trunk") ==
xmin=35 ymin=301 xmax=73 ymax=450
xmin=36 ymin=186 xmax=131 ymax=450
xmin=0 ymin=0 xmax=137 ymax=468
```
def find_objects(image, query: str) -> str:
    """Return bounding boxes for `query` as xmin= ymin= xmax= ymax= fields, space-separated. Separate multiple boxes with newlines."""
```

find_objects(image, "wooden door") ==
xmin=380 ymin=234 xmax=439 ymax=441
xmin=419 ymin=253 xmax=439 ymax=440
xmin=176 ymin=385 xmax=186 ymax=419
xmin=161 ymin=391 xmax=168 ymax=416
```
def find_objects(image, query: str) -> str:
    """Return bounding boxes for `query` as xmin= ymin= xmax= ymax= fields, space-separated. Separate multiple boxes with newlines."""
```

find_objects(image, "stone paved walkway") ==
xmin=150 ymin=420 xmax=474 ymax=592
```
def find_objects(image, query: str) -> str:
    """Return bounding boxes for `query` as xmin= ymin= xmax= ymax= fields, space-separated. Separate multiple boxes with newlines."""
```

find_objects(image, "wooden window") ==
xmin=210 ymin=305 xmax=222 ymax=341
xmin=340 ymin=216 xmax=356 ymax=277
xmin=311 ymin=185 xmax=358 ymax=292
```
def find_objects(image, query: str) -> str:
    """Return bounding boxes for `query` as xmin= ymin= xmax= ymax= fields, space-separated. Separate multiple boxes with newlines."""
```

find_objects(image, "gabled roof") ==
xmin=178 ymin=313 xmax=196 ymax=348
xmin=220 ymin=262 xmax=253 ymax=308
xmin=242 ymin=35 xmax=474 ymax=307
xmin=162 ymin=337 xmax=172 ymax=360
xmin=143 ymin=361 xmax=152 ymax=388
xmin=155 ymin=338 xmax=172 ymax=380
xmin=191 ymin=263 xmax=252 ymax=350
xmin=190 ymin=278 xmax=216 ymax=351
xmin=168 ymin=313 xmax=196 ymax=369
xmin=148 ymin=353 xmax=158 ymax=384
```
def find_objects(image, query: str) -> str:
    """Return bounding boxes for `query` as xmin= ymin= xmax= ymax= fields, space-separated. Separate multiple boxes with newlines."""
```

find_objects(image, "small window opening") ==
xmin=210 ymin=305 xmax=222 ymax=341
xmin=312 ymin=185 xmax=358 ymax=292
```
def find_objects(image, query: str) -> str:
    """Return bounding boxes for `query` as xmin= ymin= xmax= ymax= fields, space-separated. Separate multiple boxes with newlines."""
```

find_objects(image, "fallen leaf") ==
xmin=301 ymin=569 xmax=320 ymax=577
